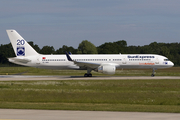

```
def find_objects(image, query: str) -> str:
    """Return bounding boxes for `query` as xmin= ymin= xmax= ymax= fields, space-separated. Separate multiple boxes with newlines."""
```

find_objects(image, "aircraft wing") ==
xmin=65 ymin=52 xmax=100 ymax=69
xmin=8 ymin=57 xmax=31 ymax=64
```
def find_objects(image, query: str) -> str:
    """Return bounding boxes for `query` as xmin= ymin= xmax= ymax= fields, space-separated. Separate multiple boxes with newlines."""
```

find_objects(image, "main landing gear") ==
xmin=84 ymin=73 xmax=92 ymax=77
xmin=151 ymin=68 xmax=156 ymax=77
xmin=84 ymin=68 xmax=92 ymax=77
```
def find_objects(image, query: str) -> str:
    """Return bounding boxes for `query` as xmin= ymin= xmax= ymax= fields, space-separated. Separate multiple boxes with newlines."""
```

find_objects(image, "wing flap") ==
xmin=74 ymin=61 xmax=100 ymax=69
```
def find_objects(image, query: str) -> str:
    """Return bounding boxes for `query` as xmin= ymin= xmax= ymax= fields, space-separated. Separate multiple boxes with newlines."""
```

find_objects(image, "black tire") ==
xmin=84 ymin=73 xmax=92 ymax=77
xmin=151 ymin=74 xmax=155 ymax=77
xmin=88 ymin=74 xmax=92 ymax=77
xmin=84 ymin=73 xmax=88 ymax=77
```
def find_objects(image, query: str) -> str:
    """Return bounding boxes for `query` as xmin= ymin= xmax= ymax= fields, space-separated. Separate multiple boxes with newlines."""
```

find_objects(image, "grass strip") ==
xmin=0 ymin=79 xmax=180 ymax=112
xmin=0 ymin=102 xmax=180 ymax=113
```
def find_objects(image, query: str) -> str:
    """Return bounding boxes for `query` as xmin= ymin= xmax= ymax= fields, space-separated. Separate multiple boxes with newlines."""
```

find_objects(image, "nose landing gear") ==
xmin=151 ymin=68 xmax=156 ymax=77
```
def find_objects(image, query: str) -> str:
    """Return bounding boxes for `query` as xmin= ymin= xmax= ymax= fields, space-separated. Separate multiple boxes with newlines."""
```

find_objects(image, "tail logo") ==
xmin=17 ymin=47 xmax=25 ymax=56
xmin=17 ymin=39 xmax=25 ymax=56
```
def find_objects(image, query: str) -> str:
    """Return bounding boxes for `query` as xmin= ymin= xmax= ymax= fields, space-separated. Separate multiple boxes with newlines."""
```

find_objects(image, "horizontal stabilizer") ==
xmin=8 ymin=57 xmax=31 ymax=64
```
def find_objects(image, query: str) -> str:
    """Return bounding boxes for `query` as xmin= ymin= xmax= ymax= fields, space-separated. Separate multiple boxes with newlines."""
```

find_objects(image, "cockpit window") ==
xmin=164 ymin=59 xmax=169 ymax=61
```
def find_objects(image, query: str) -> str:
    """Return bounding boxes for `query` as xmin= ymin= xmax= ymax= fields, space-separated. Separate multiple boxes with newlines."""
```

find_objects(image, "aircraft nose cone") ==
xmin=170 ymin=61 xmax=174 ymax=67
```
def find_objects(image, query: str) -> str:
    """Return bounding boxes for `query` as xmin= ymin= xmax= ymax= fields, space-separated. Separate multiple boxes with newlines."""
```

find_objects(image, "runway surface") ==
xmin=1 ymin=109 xmax=180 ymax=120
xmin=0 ymin=75 xmax=180 ymax=81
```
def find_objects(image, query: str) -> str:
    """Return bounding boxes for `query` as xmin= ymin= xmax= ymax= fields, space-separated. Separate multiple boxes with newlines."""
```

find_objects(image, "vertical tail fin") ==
xmin=6 ymin=30 xmax=39 ymax=57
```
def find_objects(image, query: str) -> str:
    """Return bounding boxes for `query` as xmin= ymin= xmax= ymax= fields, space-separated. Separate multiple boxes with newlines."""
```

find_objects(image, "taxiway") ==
xmin=1 ymin=109 xmax=180 ymax=120
xmin=0 ymin=75 xmax=180 ymax=81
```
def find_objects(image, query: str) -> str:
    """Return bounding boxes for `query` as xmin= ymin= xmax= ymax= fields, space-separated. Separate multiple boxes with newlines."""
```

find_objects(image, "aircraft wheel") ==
xmin=84 ymin=73 xmax=88 ymax=77
xmin=88 ymin=73 xmax=92 ymax=77
xmin=151 ymin=74 xmax=155 ymax=77
xmin=84 ymin=73 xmax=92 ymax=77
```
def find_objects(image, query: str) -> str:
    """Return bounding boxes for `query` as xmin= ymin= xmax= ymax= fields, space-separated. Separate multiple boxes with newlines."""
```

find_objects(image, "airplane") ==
xmin=6 ymin=29 xmax=174 ymax=77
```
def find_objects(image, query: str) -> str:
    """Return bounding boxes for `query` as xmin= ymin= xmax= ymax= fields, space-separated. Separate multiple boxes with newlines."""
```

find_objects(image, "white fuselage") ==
xmin=10 ymin=54 xmax=174 ymax=70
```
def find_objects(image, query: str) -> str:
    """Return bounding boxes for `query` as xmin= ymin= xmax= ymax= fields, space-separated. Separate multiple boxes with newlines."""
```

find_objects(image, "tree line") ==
xmin=0 ymin=40 xmax=180 ymax=66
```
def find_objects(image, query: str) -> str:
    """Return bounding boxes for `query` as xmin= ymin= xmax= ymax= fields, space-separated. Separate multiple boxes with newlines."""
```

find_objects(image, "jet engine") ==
xmin=95 ymin=65 xmax=116 ymax=74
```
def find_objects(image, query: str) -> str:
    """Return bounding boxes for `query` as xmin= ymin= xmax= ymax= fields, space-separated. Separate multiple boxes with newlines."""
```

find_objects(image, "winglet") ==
xmin=68 ymin=52 xmax=72 ymax=55
xmin=65 ymin=51 xmax=73 ymax=61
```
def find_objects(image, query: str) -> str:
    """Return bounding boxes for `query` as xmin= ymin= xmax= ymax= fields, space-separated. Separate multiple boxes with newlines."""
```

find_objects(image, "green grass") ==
xmin=0 ymin=67 xmax=180 ymax=76
xmin=0 ymin=67 xmax=180 ymax=112
xmin=0 ymin=80 xmax=180 ymax=112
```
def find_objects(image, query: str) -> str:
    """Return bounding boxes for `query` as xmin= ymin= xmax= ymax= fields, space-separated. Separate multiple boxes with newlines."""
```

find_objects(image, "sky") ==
xmin=1 ymin=0 xmax=180 ymax=49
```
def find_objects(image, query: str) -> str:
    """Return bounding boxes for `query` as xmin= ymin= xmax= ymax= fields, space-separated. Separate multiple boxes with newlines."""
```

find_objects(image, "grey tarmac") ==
xmin=0 ymin=75 xmax=180 ymax=81
xmin=0 ymin=109 xmax=180 ymax=120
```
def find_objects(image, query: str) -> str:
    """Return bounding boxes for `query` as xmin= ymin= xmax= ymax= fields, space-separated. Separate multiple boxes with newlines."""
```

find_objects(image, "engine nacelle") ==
xmin=95 ymin=65 xmax=116 ymax=74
